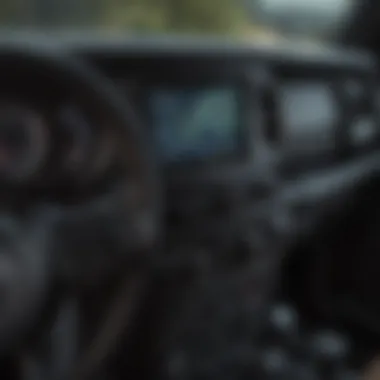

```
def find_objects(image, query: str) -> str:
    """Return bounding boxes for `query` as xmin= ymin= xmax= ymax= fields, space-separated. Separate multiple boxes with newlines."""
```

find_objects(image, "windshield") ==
xmin=0 ymin=0 xmax=356 ymax=42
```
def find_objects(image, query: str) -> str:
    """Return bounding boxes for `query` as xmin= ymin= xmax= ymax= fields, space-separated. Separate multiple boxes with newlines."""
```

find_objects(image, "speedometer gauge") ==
xmin=0 ymin=105 xmax=49 ymax=184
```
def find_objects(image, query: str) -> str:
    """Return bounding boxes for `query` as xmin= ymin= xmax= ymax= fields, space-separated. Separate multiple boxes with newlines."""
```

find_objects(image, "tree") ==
xmin=102 ymin=0 xmax=250 ymax=35
xmin=0 ymin=0 xmax=250 ymax=36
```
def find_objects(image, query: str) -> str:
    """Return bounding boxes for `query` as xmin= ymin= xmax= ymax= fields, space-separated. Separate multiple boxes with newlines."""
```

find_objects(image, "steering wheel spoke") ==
xmin=20 ymin=297 xmax=79 ymax=380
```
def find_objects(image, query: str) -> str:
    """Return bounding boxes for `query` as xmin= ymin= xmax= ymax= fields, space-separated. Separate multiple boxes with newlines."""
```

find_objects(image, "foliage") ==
xmin=0 ymin=0 xmax=250 ymax=36
xmin=103 ymin=0 xmax=249 ymax=35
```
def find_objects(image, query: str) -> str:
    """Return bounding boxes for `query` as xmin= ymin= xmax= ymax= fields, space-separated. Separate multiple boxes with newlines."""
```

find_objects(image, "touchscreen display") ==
xmin=279 ymin=83 xmax=338 ymax=149
xmin=149 ymin=86 xmax=240 ymax=163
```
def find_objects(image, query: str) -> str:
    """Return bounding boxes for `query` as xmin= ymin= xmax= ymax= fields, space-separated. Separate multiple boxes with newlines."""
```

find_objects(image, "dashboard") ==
xmin=1 ymin=34 xmax=380 ymax=347
xmin=0 ymin=35 xmax=379 ymax=379
xmin=0 ymin=36 xmax=373 ymax=184
xmin=56 ymin=38 xmax=375 ymax=188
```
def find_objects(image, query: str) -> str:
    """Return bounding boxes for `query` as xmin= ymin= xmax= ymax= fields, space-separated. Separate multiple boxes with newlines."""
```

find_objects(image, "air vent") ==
xmin=342 ymin=78 xmax=367 ymax=106
xmin=348 ymin=115 xmax=377 ymax=147
xmin=343 ymin=77 xmax=379 ymax=151
xmin=262 ymin=83 xmax=280 ymax=145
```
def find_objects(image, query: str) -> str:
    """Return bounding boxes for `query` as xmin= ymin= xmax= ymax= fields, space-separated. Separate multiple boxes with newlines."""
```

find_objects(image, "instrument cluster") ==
xmin=0 ymin=100 xmax=115 ymax=193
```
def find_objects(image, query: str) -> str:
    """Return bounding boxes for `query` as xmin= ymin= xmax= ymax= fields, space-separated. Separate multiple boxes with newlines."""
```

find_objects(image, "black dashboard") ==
xmin=54 ymin=35 xmax=378 ymax=221
xmin=1 ymin=35 xmax=380 ymax=378
xmin=69 ymin=36 xmax=379 ymax=174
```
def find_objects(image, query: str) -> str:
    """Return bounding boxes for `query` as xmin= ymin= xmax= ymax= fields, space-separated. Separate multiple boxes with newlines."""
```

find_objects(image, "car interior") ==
xmin=1 ymin=1 xmax=380 ymax=379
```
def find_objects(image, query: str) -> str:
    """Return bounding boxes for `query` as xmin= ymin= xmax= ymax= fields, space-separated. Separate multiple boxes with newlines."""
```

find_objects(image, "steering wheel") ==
xmin=0 ymin=41 xmax=160 ymax=378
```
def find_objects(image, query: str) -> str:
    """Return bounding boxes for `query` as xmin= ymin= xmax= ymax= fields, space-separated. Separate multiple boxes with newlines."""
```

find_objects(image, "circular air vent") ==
xmin=342 ymin=77 xmax=379 ymax=151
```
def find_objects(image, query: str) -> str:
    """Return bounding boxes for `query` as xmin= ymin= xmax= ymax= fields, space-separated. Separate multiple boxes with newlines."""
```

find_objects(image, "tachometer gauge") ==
xmin=0 ymin=105 xmax=49 ymax=184
xmin=57 ymin=105 xmax=93 ymax=179
xmin=57 ymin=105 xmax=116 ymax=183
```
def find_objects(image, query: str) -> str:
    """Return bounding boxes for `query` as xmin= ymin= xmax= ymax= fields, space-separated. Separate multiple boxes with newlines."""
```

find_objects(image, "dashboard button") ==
xmin=309 ymin=330 xmax=351 ymax=364
xmin=269 ymin=303 xmax=299 ymax=338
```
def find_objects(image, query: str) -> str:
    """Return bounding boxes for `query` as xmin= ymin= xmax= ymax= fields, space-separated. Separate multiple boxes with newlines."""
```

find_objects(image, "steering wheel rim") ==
xmin=0 ymin=40 xmax=161 ymax=355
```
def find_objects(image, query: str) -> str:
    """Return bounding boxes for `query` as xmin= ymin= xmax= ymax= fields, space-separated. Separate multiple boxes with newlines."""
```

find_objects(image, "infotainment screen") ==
xmin=279 ymin=82 xmax=338 ymax=150
xmin=148 ymin=86 xmax=240 ymax=163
